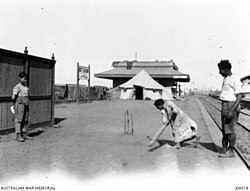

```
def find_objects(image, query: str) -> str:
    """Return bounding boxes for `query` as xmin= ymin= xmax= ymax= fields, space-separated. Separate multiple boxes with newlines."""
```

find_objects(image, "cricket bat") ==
xmin=147 ymin=123 xmax=169 ymax=147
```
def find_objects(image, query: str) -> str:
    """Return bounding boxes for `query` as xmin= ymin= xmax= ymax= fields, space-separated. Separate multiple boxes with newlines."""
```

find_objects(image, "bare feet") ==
xmin=219 ymin=150 xmax=235 ymax=158
xmin=194 ymin=135 xmax=201 ymax=148
xmin=147 ymin=140 xmax=155 ymax=147
xmin=173 ymin=143 xmax=181 ymax=149
xmin=147 ymin=136 xmax=154 ymax=147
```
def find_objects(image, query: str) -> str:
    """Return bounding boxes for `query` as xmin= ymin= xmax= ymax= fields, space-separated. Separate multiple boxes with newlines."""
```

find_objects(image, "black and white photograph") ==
xmin=0 ymin=0 xmax=249 ymax=190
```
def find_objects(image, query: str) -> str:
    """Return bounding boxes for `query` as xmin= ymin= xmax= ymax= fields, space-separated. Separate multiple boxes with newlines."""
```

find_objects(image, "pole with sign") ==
xmin=77 ymin=63 xmax=90 ymax=103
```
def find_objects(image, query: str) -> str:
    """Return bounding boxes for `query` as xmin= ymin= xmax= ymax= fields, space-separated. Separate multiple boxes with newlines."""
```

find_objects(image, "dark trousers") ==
xmin=221 ymin=101 xmax=240 ymax=151
xmin=15 ymin=103 xmax=29 ymax=134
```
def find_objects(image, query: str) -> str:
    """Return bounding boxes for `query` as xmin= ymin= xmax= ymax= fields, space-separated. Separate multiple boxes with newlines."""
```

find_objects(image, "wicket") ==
xmin=124 ymin=109 xmax=134 ymax=135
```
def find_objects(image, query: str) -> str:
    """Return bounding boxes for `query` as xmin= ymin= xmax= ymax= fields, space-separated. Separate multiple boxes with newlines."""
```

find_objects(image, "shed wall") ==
xmin=0 ymin=48 xmax=55 ymax=133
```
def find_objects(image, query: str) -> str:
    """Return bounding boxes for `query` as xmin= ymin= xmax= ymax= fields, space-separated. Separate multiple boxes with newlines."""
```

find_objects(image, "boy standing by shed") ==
xmin=217 ymin=60 xmax=242 ymax=157
xmin=11 ymin=72 xmax=33 ymax=142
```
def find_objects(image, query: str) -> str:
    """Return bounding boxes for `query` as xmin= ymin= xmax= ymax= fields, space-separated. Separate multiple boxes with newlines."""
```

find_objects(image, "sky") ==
xmin=1 ymin=0 xmax=250 ymax=91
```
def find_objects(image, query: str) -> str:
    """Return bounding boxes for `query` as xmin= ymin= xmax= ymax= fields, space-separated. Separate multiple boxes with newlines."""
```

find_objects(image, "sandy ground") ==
xmin=1 ymin=95 xmax=232 ymax=189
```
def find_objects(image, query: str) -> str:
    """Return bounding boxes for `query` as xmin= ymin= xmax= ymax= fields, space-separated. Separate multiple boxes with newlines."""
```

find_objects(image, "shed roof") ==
xmin=0 ymin=48 xmax=55 ymax=65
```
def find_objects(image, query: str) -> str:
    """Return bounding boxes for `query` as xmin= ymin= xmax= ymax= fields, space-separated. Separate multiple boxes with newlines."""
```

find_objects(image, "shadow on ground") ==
xmin=28 ymin=128 xmax=45 ymax=137
xmin=148 ymin=139 xmax=221 ymax=153
xmin=54 ymin=117 xmax=67 ymax=125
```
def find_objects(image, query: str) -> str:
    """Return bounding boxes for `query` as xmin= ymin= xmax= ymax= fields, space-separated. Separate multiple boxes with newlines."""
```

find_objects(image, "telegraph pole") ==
xmin=76 ymin=62 xmax=79 ymax=104
xmin=88 ymin=64 xmax=90 ymax=103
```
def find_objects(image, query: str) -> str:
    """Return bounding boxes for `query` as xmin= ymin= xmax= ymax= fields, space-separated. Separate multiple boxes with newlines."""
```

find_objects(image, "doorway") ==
xmin=134 ymin=85 xmax=143 ymax=100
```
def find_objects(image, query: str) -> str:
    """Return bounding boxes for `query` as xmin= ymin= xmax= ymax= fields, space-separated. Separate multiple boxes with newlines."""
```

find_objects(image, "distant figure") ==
xmin=217 ymin=60 xmax=242 ymax=158
xmin=11 ymin=72 xmax=33 ymax=142
xmin=178 ymin=84 xmax=181 ymax=96
xmin=148 ymin=99 xmax=200 ymax=149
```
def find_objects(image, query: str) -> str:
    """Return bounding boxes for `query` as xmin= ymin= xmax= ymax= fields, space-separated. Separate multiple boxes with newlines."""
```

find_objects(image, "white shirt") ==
xmin=219 ymin=74 xmax=241 ymax=101
xmin=13 ymin=82 xmax=29 ymax=97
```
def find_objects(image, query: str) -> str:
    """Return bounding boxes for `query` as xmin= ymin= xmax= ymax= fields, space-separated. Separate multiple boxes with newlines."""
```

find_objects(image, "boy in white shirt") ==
xmin=217 ymin=60 xmax=242 ymax=157
xmin=11 ymin=72 xmax=33 ymax=142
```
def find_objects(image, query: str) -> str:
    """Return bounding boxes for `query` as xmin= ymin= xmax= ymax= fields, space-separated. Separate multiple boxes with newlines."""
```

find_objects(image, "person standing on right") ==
xmin=217 ymin=60 xmax=242 ymax=158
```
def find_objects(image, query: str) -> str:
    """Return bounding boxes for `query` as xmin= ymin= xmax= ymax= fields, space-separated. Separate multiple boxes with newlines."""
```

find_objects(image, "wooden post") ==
xmin=51 ymin=53 xmax=56 ymax=126
xmin=24 ymin=46 xmax=28 ymax=54
xmin=124 ymin=111 xmax=126 ymax=134
xmin=123 ymin=109 xmax=134 ymax=135
xmin=127 ymin=109 xmax=129 ymax=133
xmin=24 ymin=47 xmax=29 ymax=86
xmin=77 ymin=62 xmax=79 ymax=104
xmin=131 ymin=112 xmax=134 ymax=135
xmin=88 ymin=64 xmax=90 ymax=103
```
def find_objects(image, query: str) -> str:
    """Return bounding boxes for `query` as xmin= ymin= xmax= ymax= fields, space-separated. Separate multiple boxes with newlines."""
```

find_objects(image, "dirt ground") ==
xmin=0 ymin=95 xmax=225 ymax=186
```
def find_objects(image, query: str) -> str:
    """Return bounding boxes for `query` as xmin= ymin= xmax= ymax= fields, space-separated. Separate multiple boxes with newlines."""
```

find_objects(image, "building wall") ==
xmin=113 ymin=78 xmax=130 ymax=88
xmin=29 ymin=61 xmax=53 ymax=125
xmin=113 ymin=78 xmax=175 ymax=88
xmin=154 ymin=78 xmax=175 ymax=87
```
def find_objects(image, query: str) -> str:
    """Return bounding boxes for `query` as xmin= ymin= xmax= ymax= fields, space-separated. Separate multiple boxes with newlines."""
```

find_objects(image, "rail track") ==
xmin=197 ymin=94 xmax=250 ymax=171
xmin=200 ymin=95 xmax=250 ymax=131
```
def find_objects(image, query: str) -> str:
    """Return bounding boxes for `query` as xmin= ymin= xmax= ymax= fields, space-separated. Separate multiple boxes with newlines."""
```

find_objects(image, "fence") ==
xmin=55 ymin=84 xmax=108 ymax=102
xmin=0 ymin=48 xmax=56 ymax=134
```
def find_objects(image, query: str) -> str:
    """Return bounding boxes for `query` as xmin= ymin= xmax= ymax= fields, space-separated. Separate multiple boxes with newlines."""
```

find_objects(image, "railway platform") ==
xmin=161 ymin=95 xmax=250 ymax=175
xmin=195 ymin=95 xmax=249 ymax=174
xmin=0 ymin=94 xmax=249 ymax=190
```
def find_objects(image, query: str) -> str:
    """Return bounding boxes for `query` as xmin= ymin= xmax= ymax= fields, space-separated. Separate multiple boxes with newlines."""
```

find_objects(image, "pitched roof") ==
xmin=95 ymin=67 xmax=189 ymax=80
xmin=94 ymin=60 xmax=190 ymax=82
xmin=112 ymin=60 xmax=178 ymax=69
xmin=241 ymin=75 xmax=250 ymax=81
xmin=120 ymin=69 xmax=164 ymax=89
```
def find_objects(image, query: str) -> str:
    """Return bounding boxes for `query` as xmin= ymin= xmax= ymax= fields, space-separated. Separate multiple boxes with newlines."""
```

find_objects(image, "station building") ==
xmin=241 ymin=75 xmax=250 ymax=99
xmin=94 ymin=60 xmax=190 ymax=93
